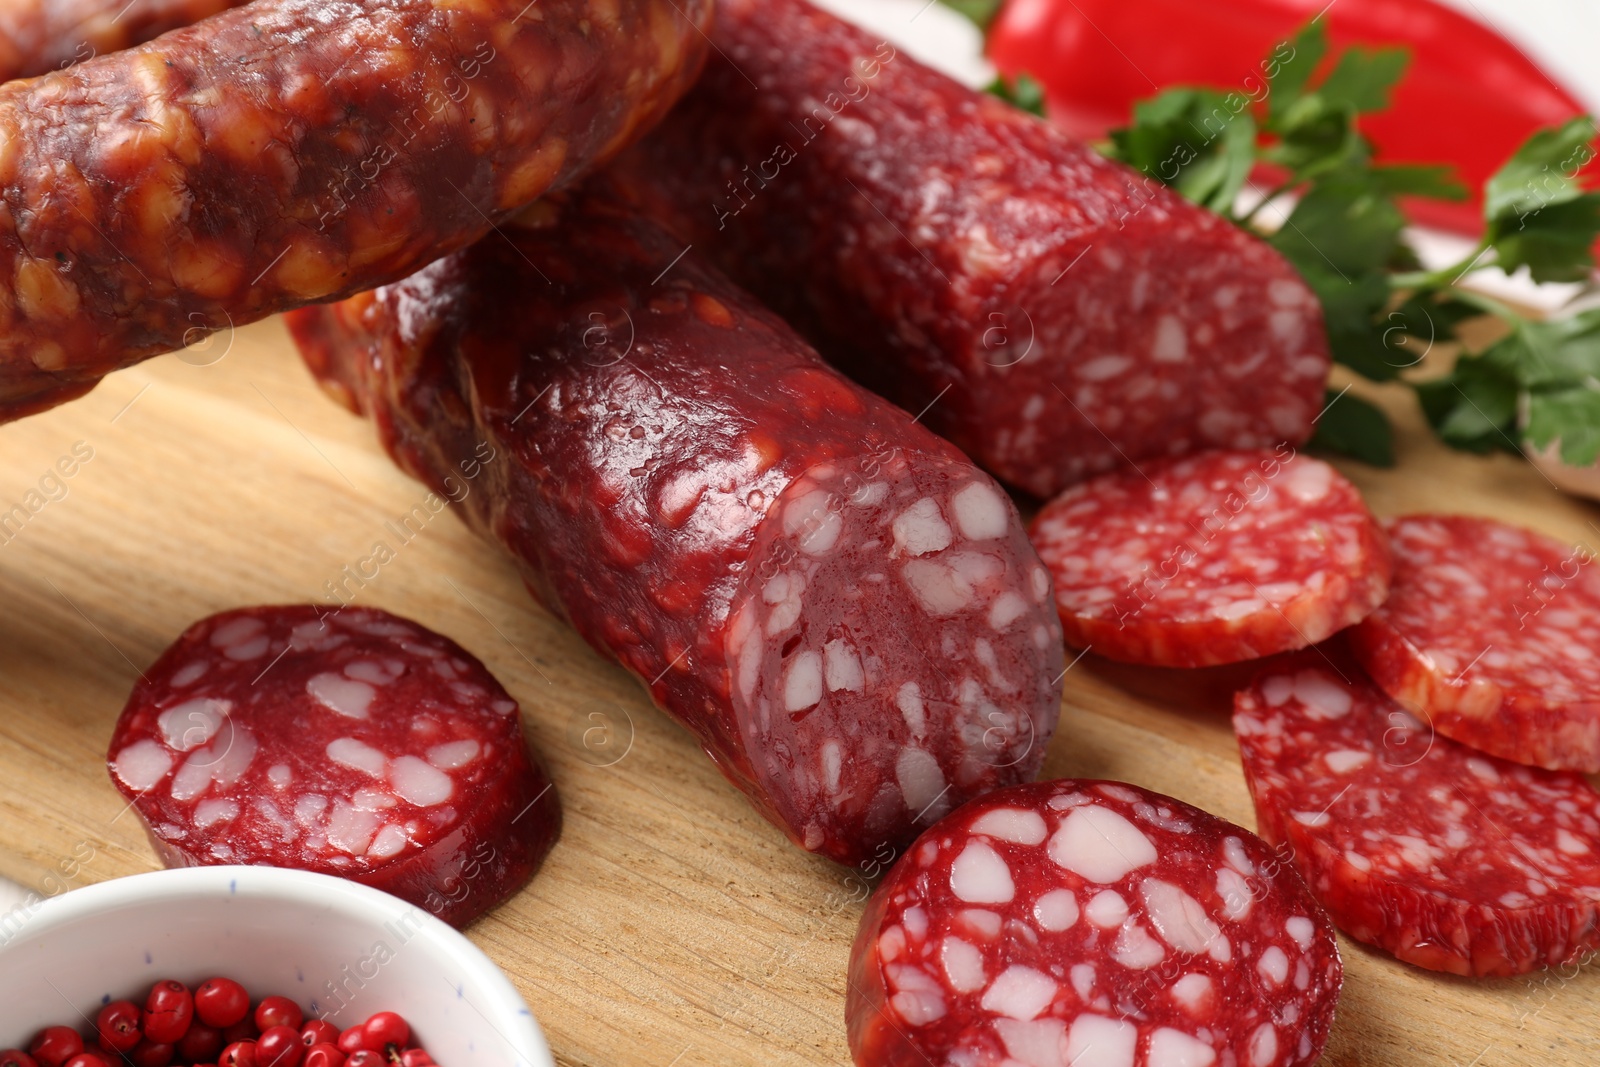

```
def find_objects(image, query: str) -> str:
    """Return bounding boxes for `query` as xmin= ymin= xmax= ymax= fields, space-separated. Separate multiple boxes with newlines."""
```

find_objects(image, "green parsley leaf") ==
xmin=1483 ymin=116 xmax=1600 ymax=282
xmin=1525 ymin=386 xmax=1600 ymax=467
xmin=1269 ymin=169 xmax=1407 ymax=277
xmin=1310 ymin=389 xmax=1395 ymax=466
xmin=1315 ymin=45 xmax=1409 ymax=115
xmin=986 ymin=72 xmax=1047 ymax=118
xmin=1368 ymin=163 xmax=1469 ymax=201
xmin=1492 ymin=307 xmax=1600 ymax=388
xmin=1414 ymin=349 xmax=1521 ymax=454
xmin=937 ymin=0 xmax=1004 ymax=30
xmin=1106 ymin=89 xmax=1258 ymax=214
xmin=1262 ymin=22 xmax=1328 ymax=129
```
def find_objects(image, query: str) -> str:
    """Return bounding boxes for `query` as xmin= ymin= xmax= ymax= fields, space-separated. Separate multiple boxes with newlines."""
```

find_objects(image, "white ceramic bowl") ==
xmin=0 ymin=866 xmax=553 ymax=1067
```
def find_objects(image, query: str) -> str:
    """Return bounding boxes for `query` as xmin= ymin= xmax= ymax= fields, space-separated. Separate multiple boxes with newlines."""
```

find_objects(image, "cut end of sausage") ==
xmin=1348 ymin=514 xmax=1600 ymax=772
xmin=726 ymin=452 xmax=1063 ymax=865
xmin=107 ymin=605 xmax=560 ymax=927
xmin=1030 ymin=450 xmax=1391 ymax=667
xmin=847 ymin=779 xmax=1342 ymax=1067
xmin=1235 ymin=649 xmax=1600 ymax=977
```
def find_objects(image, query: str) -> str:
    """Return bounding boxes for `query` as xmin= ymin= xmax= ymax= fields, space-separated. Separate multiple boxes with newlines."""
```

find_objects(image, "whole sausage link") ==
xmin=0 ymin=0 xmax=712 ymax=421
xmin=0 ymin=0 xmax=244 ymax=82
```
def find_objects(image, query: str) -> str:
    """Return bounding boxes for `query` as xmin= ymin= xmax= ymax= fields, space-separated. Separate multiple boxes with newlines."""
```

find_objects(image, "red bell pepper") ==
xmin=988 ymin=0 xmax=1590 ymax=236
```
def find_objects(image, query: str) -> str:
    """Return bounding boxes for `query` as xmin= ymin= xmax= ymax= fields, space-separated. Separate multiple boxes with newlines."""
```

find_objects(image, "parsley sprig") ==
xmin=1094 ymin=23 xmax=1600 ymax=470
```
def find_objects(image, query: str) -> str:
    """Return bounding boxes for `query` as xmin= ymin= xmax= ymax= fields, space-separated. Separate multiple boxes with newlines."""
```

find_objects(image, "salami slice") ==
xmin=847 ymin=779 xmax=1342 ymax=1067
xmin=1347 ymin=514 xmax=1600 ymax=771
xmin=106 ymin=605 xmax=560 ymax=927
xmin=608 ymin=0 xmax=1331 ymax=499
xmin=286 ymin=193 xmax=1064 ymax=868
xmin=1029 ymin=449 xmax=1391 ymax=667
xmin=1234 ymin=652 xmax=1600 ymax=977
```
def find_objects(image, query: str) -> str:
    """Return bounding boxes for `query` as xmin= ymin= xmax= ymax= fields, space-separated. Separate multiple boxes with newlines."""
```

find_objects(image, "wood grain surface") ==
xmin=0 ymin=319 xmax=1596 ymax=1066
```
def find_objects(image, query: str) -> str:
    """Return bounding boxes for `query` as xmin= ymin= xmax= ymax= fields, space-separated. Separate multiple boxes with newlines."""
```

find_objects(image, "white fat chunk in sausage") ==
xmin=326 ymin=798 xmax=379 ymax=855
xmin=784 ymin=650 xmax=824 ymax=712
xmin=307 ymin=673 xmax=377 ymax=720
xmin=1085 ymin=890 xmax=1129 ymax=929
xmin=169 ymin=661 xmax=208 ymax=687
xmin=969 ymin=807 xmax=1048 ymax=845
xmin=1257 ymin=945 xmax=1290 ymax=986
xmin=157 ymin=698 xmax=231 ymax=752
xmin=949 ymin=841 xmax=1014 ymax=904
xmin=887 ymin=964 xmax=946 ymax=1026
xmin=1216 ymin=867 xmax=1253 ymax=921
xmin=327 ymin=737 xmax=387 ymax=778
xmin=113 ymin=740 xmax=173 ymax=792
xmin=940 ymin=936 xmax=987 ymax=994
xmin=1285 ymin=915 xmax=1316 ymax=949
xmin=193 ymin=798 xmax=239 ymax=830
xmin=1249 ymin=1024 xmax=1279 ymax=1067
xmin=1282 ymin=458 xmax=1333 ymax=502
xmin=1112 ymin=922 xmax=1165 ymax=969
xmin=988 ymin=591 xmax=1029 ymax=631
xmin=1170 ymin=973 xmax=1215 ymax=1015
xmin=822 ymin=741 xmax=843 ymax=795
xmin=427 ymin=739 xmax=481 ymax=769
xmin=1151 ymin=315 xmax=1187 ymax=364
xmin=267 ymin=764 xmax=292 ymax=789
xmin=294 ymin=794 xmax=328 ymax=827
xmin=951 ymin=482 xmax=1010 ymax=541
xmin=958 ymin=909 xmax=1003 ymax=939
xmin=1148 ymin=1028 xmax=1217 ymax=1067
xmin=994 ymin=1018 xmax=1067 ymax=1067
xmin=1324 ymin=748 xmax=1371 ymax=773
xmin=895 ymin=747 xmax=948 ymax=819
xmin=902 ymin=552 xmax=1004 ymax=616
xmin=893 ymin=497 xmax=954 ymax=557
xmin=979 ymin=965 xmax=1057 ymax=1021
xmin=1223 ymin=836 xmax=1257 ymax=876
xmin=1141 ymin=878 xmax=1223 ymax=955
xmin=763 ymin=572 xmax=805 ymax=635
xmin=1065 ymin=1014 xmax=1136 ymax=1067
xmin=353 ymin=787 xmax=397 ymax=811
xmin=1048 ymin=805 xmax=1158 ymax=882
xmin=368 ymin=823 xmax=410 ymax=859
xmin=1294 ymin=670 xmax=1353 ymax=718
xmin=824 ymin=639 xmax=865 ymax=692
xmin=1032 ymin=889 xmax=1079 ymax=932
xmin=897 ymin=682 xmax=927 ymax=739
xmin=390 ymin=755 xmax=454 ymax=806
xmin=344 ymin=658 xmax=406 ymax=684
xmin=170 ymin=727 xmax=257 ymax=801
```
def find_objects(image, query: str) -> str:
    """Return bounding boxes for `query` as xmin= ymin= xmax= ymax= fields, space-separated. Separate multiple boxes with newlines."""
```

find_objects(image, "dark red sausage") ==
xmin=609 ymin=0 xmax=1330 ymax=498
xmin=107 ymin=605 xmax=560 ymax=928
xmin=0 ymin=0 xmax=710 ymax=421
xmin=287 ymin=193 xmax=1065 ymax=867
xmin=848 ymin=779 xmax=1342 ymax=1067
xmin=0 ymin=0 xmax=243 ymax=81
xmin=1235 ymin=650 xmax=1600 ymax=977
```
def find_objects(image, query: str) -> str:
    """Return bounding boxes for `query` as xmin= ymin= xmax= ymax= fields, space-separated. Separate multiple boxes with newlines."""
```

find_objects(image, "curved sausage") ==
xmin=0 ymin=0 xmax=711 ymax=421
xmin=287 ymin=192 xmax=1065 ymax=867
xmin=0 ymin=0 xmax=243 ymax=82
xmin=610 ymin=0 xmax=1331 ymax=498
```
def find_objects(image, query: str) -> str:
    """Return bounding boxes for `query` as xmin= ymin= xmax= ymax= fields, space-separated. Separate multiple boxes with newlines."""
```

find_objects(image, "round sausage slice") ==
xmin=1348 ymin=514 xmax=1600 ymax=771
xmin=1234 ymin=652 xmax=1600 ymax=976
xmin=847 ymin=779 xmax=1342 ymax=1067
xmin=1030 ymin=450 xmax=1391 ymax=667
xmin=107 ymin=605 xmax=560 ymax=927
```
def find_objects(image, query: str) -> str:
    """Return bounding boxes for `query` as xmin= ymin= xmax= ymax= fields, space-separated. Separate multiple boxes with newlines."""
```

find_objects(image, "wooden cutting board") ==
xmin=0 ymin=318 xmax=1596 ymax=1066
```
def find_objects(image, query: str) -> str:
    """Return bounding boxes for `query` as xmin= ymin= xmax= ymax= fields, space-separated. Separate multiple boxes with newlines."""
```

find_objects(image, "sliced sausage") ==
xmin=286 ymin=193 xmax=1065 ymax=868
xmin=0 ymin=0 xmax=243 ymax=82
xmin=847 ymin=779 xmax=1342 ymax=1067
xmin=1348 ymin=514 xmax=1600 ymax=771
xmin=1234 ymin=650 xmax=1600 ymax=976
xmin=608 ymin=0 xmax=1331 ymax=498
xmin=107 ymin=605 xmax=561 ymax=927
xmin=1030 ymin=449 xmax=1391 ymax=667
xmin=0 ymin=0 xmax=711 ymax=421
